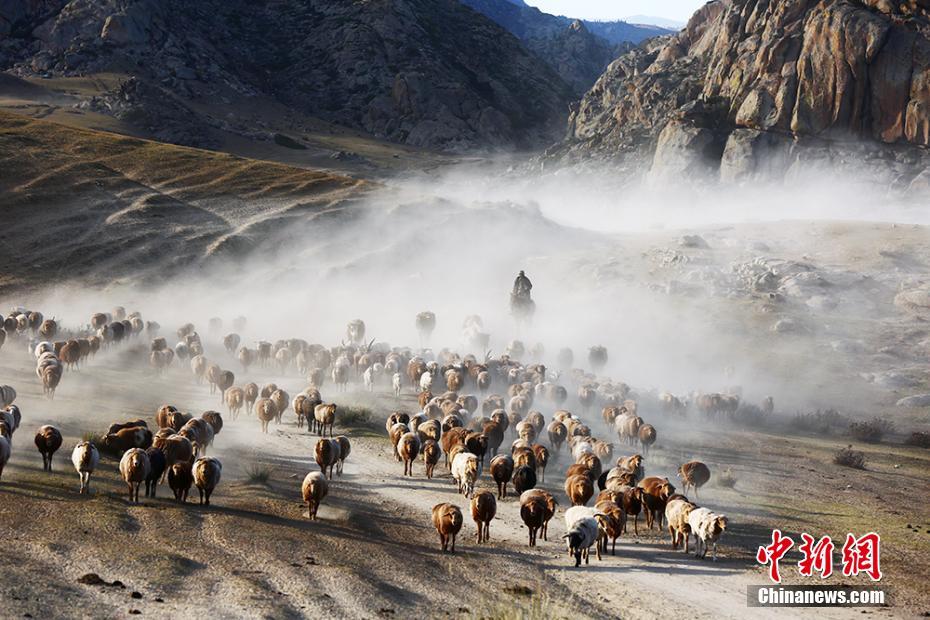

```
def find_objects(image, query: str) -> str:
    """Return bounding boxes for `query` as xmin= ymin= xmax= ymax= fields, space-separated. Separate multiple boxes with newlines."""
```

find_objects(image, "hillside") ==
xmin=0 ymin=0 xmax=573 ymax=152
xmin=0 ymin=110 xmax=370 ymax=293
xmin=553 ymin=0 xmax=930 ymax=188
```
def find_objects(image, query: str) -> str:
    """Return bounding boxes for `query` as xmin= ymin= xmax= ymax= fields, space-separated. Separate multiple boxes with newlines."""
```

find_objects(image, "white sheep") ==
xmin=392 ymin=373 xmax=402 ymax=397
xmin=419 ymin=371 xmax=433 ymax=393
xmin=363 ymin=366 xmax=375 ymax=392
xmin=71 ymin=441 xmax=99 ymax=494
xmin=451 ymin=451 xmax=480 ymax=498
xmin=687 ymin=507 xmax=728 ymax=560
xmin=119 ymin=447 xmax=151 ymax=503
xmin=563 ymin=506 xmax=603 ymax=567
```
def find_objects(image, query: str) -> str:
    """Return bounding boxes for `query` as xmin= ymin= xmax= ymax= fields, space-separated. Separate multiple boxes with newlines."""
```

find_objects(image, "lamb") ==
xmin=71 ymin=441 xmax=99 ymax=494
xmin=422 ymin=439 xmax=442 ymax=479
xmin=687 ymin=507 xmax=728 ymax=560
xmin=432 ymin=502 xmax=464 ymax=553
xmin=144 ymin=446 xmax=167 ymax=498
xmin=678 ymin=461 xmax=711 ymax=498
xmin=512 ymin=464 xmax=537 ymax=494
xmin=256 ymin=398 xmax=278 ymax=433
xmin=489 ymin=454 xmax=514 ymax=498
xmin=315 ymin=438 xmax=341 ymax=480
xmin=470 ymin=490 xmax=497 ymax=543
xmin=0 ymin=435 xmax=9 ymax=482
xmin=638 ymin=476 xmax=676 ymax=530
xmin=34 ymin=425 xmax=63 ymax=471
xmin=302 ymin=471 xmax=329 ymax=520
xmin=335 ymin=435 xmax=351 ymax=475
xmin=193 ymin=456 xmax=223 ymax=506
xmin=119 ymin=448 xmax=152 ymax=503
xmin=314 ymin=403 xmax=337 ymax=437
xmin=563 ymin=506 xmax=604 ymax=567
xmin=665 ymin=496 xmax=697 ymax=552
xmin=392 ymin=372 xmax=402 ymax=397
xmin=168 ymin=462 xmax=194 ymax=502
xmin=565 ymin=473 xmax=594 ymax=506
xmin=451 ymin=451 xmax=480 ymax=497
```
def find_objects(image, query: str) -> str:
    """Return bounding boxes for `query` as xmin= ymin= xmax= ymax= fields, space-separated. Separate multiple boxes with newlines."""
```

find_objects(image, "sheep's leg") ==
xmin=712 ymin=542 xmax=717 ymax=561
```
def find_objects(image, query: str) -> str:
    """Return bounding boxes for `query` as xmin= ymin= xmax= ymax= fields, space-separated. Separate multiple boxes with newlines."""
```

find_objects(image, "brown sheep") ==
xmin=260 ymin=383 xmax=278 ymax=399
xmin=315 ymin=438 xmax=341 ymax=480
xmin=168 ymin=461 xmax=193 ymax=502
xmin=270 ymin=389 xmax=290 ymax=424
xmin=678 ymin=461 xmax=711 ymax=498
xmin=441 ymin=427 xmax=469 ymax=468
xmin=201 ymin=411 xmax=223 ymax=436
xmin=225 ymin=387 xmax=245 ymax=419
xmin=418 ymin=390 xmax=433 ymax=410
xmin=638 ymin=423 xmax=657 ymax=455
xmin=119 ymin=448 xmax=151 ymax=503
xmin=639 ymin=476 xmax=676 ymax=530
xmin=162 ymin=434 xmax=194 ymax=471
xmin=155 ymin=405 xmax=179 ymax=429
xmin=423 ymin=439 xmax=441 ymax=479
xmin=519 ymin=493 xmax=546 ymax=546
xmin=546 ymin=420 xmax=567 ymax=453
xmin=532 ymin=444 xmax=550 ymax=482
xmin=565 ymin=463 xmax=594 ymax=482
xmin=577 ymin=452 xmax=603 ymax=481
xmin=432 ymin=503 xmax=464 ymax=553
xmin=620 ymin=486 xmax=645 ymax=534
xmin=482 ymin=421 xmax=504 ymax=456
xmin=389 ymin=422 xmax=409 ymax=462
xmin=512 ymin=464 xmax=536 ymax=494
xmin=398 ymin=432 xmax=421 ymax=476
xmin=464 ymin=431 xmax=489 ymax=465
xmin=471 ymin=490 xmax=497 ymax=544
xmin=565 ymin=473 xmax=594 ymax=506
xmin=104 ymin=427 xmax=153 ymax=453
xmin=512 ymin=446 xmax=536 ymax=471
xmin=244 ymin=382 xmax=259 ymax=413
xmin=594 ymin=501 xmax=627 ymax=555
xmin=193 ymin=456 xmax=222 ymax=506
xmin=418 ymin=419 xmax=442 ymax=444
xmin=293 ymin=394 xmax=313 ymax=430
xmin=522 ymin=489 xmax=558 ymax=540
xmin=314 ymin=403 xmax=337 ymax=437
xmin=490 ymin=454 xmax=514 ymax=498
xmin=256 ymin=398 xmax=278 ymax=433
xmin=616 ymin=454 xmax=645 ymax=481
xmin=106 ymin=419 xmax=148 ymax=436
xmin=34 ymin=425 xmax=63 ymax=471
xmin=335 ymin=435 xmax=351 ymax=476
xmin=302 ymin=471 xmax=329 ymax=520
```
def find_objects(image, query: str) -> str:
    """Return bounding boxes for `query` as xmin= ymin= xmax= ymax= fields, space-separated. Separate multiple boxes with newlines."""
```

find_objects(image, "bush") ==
xmin=339 ymin=406 xmax=375 ymax=428
xmin=833 ymin=445 xmax=866 ymax=469
xmin=906 ymin=431 xmax=930 ymax=449
xmin=848 ymin=418 xmax=894 ymax=443
xmin=790 ymin=409 xmax=846 ymax=434
xmin=244 ymin=462 xmax=273 ymax=485
xmin=716 ymin=468 xmax=737 ymax=488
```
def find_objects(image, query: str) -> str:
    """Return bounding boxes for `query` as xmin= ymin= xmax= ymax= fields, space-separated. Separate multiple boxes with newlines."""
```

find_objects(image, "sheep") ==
xmin=678 ymin=461 xmax=711 ymax=498
xmin=432 ymin=503 xmax=464 ymax=553
xmin=315 ymin=438 xmax=341 ymax=480
xmin=201 ymin=410 xmax=223 ymax=436
xmin=687 ymin=507 xmax=728 ymax=560
xmin=565 ymin=473 xmax=595 ymax=506
xmin=179 ymin=418 xmax=214 ymax=456
xmin=335 ymin=435 xmax=351 ymax=475
xmin=168 ymin=462 xmax=194 ymax=502
xmin=546 ymin=420 xmax=567 ymax=453
xmin=71 ymin=441 xmax=99 ymax=494
xmin=223 ymin=333 xmax=241 ymax=353
xmin=225 ymin=387 xmax=245 ymax=419
xmin=522 ymin=488 xmax=558 ymax=540
xmin=470 ymin=490 xmax=497 ymax=544
xmin=618 ymin=485 xmax=644 ymax=534
xmin=389 ymin=422 xmax=409 ymax=462
xmin=391 ymin=372 xmax=402 ymax=397
xmin=419 ymin=371 xmax=433 ymax=394
xmin=270 ymin=388 xmax=290 ymax=424
xmin=577 ymin=452 xmax=603 ymax=482
xmin=451 ymin=451 xmax=480 ymax=497
xmin=144 ymin=446 xmax=166 ymax=498
xmin=616 ymin=454 xmax=645 ymax=482
xmin=638 ymin=476 xmax=676 ymax=530
xmin=314 ymin=403 xmax=337 ymax=437
xmin=244 ymin=382 xmax=259 ymax=413
xmin=40 ymin=364 xmax=62 ymax=399
xmin=302 ymin=471 xmax=329 ymax=520
xmin=422 ymin=439 xmax=442 ymax=479
xmin=464 ymin=431 xmax=489 ymax=465
xmin=119 ymin=448 xmax=151 ymax=503
xmin=512 ymin=464 xmax=537 ymax=494
xmin=665 ymin=497 xmax=697 ymax=552
xmin=256 ymin=398 xmax=278 ymax=433
xmin=107 ymin=419 xmax=148 ymax=435
xmin=489 ymin=454 xmax=514 ymax=498
xmin=563 ymin=506 xmax=604 ymax=567
xmin=34 ymin=425 xmax=62 ymax=471
xmin=191 ymin=355 xmax=208 ymax=384
xmin=193 ymin=456 xmax=222 ymax=506
xmin=638 ymin=424 xmax=657 ymax=454
xmin=519 ymin=492 xmax=547 ymax=546
xmin=162 ymin=434 xmax=194 ymax=471
xmin=0 ymin=385 xmax=15 ymax=408
xmin=441 ymin=426 xmax=469 ymax=468
xmin=104 ymin=426 xmax=154 ymax=453
xmin=594 ymin=500 xmax=626 ymax=555
xmin=0 ymin=435 xmax=9 ymax=481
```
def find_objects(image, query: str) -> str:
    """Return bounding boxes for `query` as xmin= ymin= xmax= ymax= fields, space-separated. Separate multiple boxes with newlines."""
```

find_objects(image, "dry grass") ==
xmin=833 ymin=445 xmax=867 ymax=469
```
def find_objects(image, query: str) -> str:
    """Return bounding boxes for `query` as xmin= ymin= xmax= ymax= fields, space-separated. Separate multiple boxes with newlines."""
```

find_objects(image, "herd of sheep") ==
xmin=0 ymin=305 xmax=741 ymax=570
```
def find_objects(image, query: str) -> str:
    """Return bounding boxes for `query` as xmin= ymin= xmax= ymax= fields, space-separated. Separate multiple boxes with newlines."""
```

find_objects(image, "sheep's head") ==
xmin=715 ymin=515 xmax=728 ymax=534
xmin=660 ymin=480 xmax=676 ymax=499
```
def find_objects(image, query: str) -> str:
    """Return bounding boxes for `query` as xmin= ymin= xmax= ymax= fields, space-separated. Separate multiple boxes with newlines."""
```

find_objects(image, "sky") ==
xmin=523 ymin=0 xmax=705 ymax=23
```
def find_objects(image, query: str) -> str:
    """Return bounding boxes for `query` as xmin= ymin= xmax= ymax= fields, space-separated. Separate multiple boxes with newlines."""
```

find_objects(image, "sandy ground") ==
xmin=0 ymin=323 xmax=925 ymax=619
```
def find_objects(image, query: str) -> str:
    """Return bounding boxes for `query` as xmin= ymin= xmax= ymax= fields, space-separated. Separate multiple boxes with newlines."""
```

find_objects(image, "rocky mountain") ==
xmin=458 ymin=0 xmax=666 ymax=94
xmin=554 ymin=0 xmax=930 ymax=189
xmin=0 ymin=0 xmax=574 ymax=152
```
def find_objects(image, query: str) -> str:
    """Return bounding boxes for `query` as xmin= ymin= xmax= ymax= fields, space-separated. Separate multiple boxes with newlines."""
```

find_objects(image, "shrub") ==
xmin=848 ymin=418 xmax=894 ymax=443
xmin=339 ymin=406 xmax=375 ymax=428
xmin=833 ymin=445 xmax=866 ymax=469
xmin=789 ymin=409 xmax=846 ymax=434
xmin=244 ymin=462 xmax=273 ymax=485
xmin=716 ymin=468 xmax=737 ymax=488
xmin=905 ymin=431 xmax=930 ymax=449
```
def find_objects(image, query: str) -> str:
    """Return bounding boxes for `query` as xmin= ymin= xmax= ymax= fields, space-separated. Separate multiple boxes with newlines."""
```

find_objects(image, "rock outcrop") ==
xmin=555 ymin=0 xmax=930 ymax=184
xmin=0 ymin=0 xmax=574 ymax=151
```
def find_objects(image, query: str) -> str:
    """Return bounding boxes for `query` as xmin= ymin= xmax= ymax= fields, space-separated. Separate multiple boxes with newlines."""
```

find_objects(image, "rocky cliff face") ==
xmin=556 ymin=0 xmax=930 ymax=186
xmin=0 ymin=0 xmax=573 ymax=151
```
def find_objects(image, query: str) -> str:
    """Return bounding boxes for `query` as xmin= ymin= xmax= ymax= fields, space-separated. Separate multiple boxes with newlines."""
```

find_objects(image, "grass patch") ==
xmin=244 ymin=462 xmax=274 ymax=485
xmin=833 ymin=445 xmax=866 ymax=469
xmin=339 ymin=406 xmax=378 ymax=429
xmin=716 ymin=468 xmax=737 ymax=488
xmin=848 ymin=417 xmax=894 ymax=443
